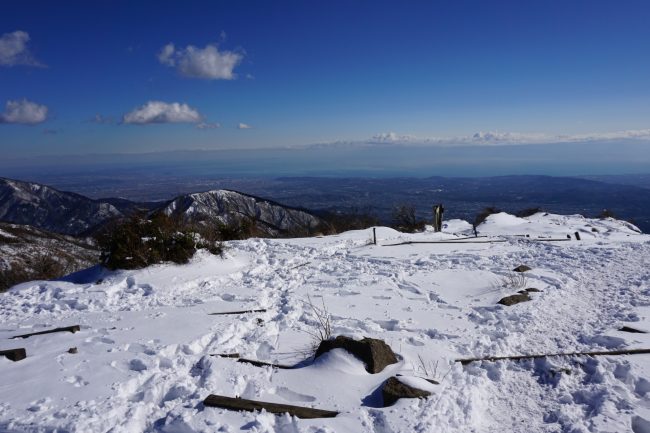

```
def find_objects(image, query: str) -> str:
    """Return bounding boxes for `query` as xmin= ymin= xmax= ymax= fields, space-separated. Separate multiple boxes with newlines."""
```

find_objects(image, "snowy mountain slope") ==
xmin=1 ymin=213 xmax=650 ymax=432
xmin=0 ymin=177 xmax=123 ymax=235
xmin=160 ymin=189 xmax=324 ymax=236
xmin=0 ymin=222 xmax=98 ymax=292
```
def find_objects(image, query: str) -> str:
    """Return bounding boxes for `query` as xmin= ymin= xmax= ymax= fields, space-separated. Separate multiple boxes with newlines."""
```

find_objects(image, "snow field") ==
xmin=0 ymin=212 xmax=649 ymax=432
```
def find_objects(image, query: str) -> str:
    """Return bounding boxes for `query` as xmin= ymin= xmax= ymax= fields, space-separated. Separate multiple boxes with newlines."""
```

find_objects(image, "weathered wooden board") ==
xmin=0 ymin=348 xmax=27 ymax=362
xmin=208 ymin=309 xmax=267 ymax=316
xmin=384 ymin=239 xmax=506 ymax=246
xmin=457 ymin=348 xmax=650 ymax=365
xmin=236 ymin=358 xmax=294 ymax=369
xmin=10 ymin=325 xmax=81 ymax=339
xmin=212 ymin=353 xmax=240 ymax=358
xmin=203 ymin=395 xmax=338 ymax=418
xmin=619 ymin=326 xmax=647 ymax=333
xmin=210 ymin=354 xmax=294 ymax=369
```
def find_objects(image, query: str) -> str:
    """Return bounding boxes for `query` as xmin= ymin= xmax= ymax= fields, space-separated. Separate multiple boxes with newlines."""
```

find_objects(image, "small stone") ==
xmin=513 ymin=265 xmax=532 ymax=272
xmin=67 ymin=347 xmax=78 ymax=354
xmin=497 ymin=292 xmax=531 ymax=306
xmin=381 ymin=376 xmax=431 ymax=407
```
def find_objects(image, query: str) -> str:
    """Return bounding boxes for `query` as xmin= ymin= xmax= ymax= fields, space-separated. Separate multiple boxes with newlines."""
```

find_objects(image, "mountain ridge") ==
xmin=0 ymin=177 xmax=325 ymax=237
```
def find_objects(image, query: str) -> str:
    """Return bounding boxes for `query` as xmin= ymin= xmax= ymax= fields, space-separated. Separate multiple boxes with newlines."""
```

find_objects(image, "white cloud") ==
xmin=366 ymin=129 xmax=650 ymax=146
xmin=0 ymin=99 xmax=48 ymax=124
xmin=157 ymin=43 xmax=175 ymax=66
xmin=90 ymin=114 xmax=115 ymax=124
xmin=0 ymin=31 xmax=44 ymax=67
xmin=237 ymin=123 xmax=251 ymax=129
xmin=305 ymin=128 xmax=650 ymax=149
xmin=158 ymin=42 xmax=243 ymax=80
xmin=196 ymin=121 xmax=220 ymax=130
xmin=122 ymin=101 xmax=203 ymax=124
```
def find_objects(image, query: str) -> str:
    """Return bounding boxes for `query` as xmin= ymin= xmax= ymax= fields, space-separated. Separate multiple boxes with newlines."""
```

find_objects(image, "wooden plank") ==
xmin=0 ymin=348 xmax=27 ymax=362
xmin=203 ymin=394 xmax=339 ymax=419
xmin=10 ymin=325 xmax=80 ymax=339
xmin=383 ymin=239 xmax=507 ymax=246
xmin=210 ymin=354 xmax=294 ymax=369
xmin=619 ymin=326 xmax=647 ymax=333
xmin=208 ymin=309 xmax=267 ymax=316
xmin=236 ymin=358 xmax=294 ymax=369
xmin=456 ymin=348 xmax=650 ymax=365
xmin=212 ymin=353 xmax=240 ymax=358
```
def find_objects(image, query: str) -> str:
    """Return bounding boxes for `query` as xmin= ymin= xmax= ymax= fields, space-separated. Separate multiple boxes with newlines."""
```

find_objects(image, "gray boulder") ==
xmin=315 ymin=336 xmax=398 ymax=374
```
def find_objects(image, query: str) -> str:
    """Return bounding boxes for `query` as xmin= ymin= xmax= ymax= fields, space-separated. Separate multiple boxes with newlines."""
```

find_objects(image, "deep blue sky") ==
xmin=1 ymin=0 xmax=650 ymax=172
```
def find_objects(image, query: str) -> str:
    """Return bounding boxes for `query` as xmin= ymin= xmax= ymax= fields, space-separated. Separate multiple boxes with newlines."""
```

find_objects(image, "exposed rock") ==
xmin=497 ymin=292 xmax=531 ymax=306
xmin=67 ymin=347 xmax=78 ymax=354
xmin=513 ymin=265 xmax=532 ymax=272
xmin=381 ymin=376 xmax=431 ymax=406
xmin=315 ymin=336 xmax=398 ymax=373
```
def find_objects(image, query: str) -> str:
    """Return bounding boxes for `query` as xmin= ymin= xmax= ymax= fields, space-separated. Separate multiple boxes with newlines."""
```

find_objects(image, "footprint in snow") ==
xmin=272 ymin=387 xmax=316 ymax=403
xmin=64 ymin=375 xmax=89 ymax=387
xmin=128 ymin=359 xmax=148 ymax=372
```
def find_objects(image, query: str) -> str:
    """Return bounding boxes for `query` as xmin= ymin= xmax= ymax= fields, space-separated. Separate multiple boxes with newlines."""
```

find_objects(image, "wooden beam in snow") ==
xmin=203 ymin=394 xmax=339 ymax=419
xmin=10 ymin=325 xmax=81 ymax=339
xmin=456 ymin=348 xmax=650 ymax=365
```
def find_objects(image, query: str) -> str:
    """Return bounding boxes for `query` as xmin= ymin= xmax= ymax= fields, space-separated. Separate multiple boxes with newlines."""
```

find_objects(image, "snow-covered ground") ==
xmin=1 ymin=212 xmax=650 ymax=433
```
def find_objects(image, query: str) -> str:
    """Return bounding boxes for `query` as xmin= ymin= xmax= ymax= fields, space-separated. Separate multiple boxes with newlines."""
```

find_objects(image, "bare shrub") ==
xmin=0 ymin=254 xmax=76 ymax=292
xmin=302 ymin=295 xmax=332 ymax=358
xmin=412 ymin=355 xmax=452 ymax=384
xmin=598 ymin=209 xmax=617 ymax=219
xmin=392 ymin=204 xmax=426 ymax=233
xmin=516 ymin=207 xmax=543 ymax=218
xmin=320 ymin=207 xmax=380 ymax=234
xmin=492 ymin=272 xmax=528 ymax=291
xmin=474 ymin=206 xmax=501 ymax=226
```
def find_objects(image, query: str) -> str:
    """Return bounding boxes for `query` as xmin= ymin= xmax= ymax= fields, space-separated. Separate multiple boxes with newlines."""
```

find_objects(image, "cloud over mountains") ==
xmin=366 ymin=129 xmax=650 ymax=146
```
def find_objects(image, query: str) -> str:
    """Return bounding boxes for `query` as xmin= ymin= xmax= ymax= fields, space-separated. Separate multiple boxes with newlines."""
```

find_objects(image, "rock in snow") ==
xmin=381 ymin=376 xmax=431 ymax=406
xmin=314 ymin=335 xmax=398 ymax=373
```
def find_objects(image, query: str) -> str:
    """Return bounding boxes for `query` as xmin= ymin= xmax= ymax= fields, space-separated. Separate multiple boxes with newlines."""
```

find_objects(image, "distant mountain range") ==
xmin=0 ymin=177 xmax=324 ymax=237
xmin=0 ymin=178 xmax=123 ymax=235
